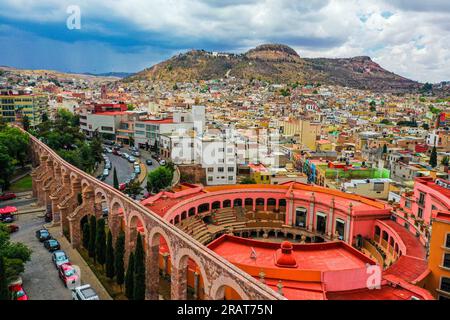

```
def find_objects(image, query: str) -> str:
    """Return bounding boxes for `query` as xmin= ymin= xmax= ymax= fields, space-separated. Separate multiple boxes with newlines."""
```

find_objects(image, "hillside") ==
xmin=127 ymin=44 xmax=421 ymax=93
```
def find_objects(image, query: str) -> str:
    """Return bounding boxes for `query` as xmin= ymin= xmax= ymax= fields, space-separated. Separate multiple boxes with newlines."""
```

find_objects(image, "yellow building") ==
xmin=316 ymin=139 xmax=333 ymax=152
xmin=249 ymin=163 xmax=271 ymax=184
xmin=282 ymin=119 xmax=320 ymax=151
xmin=425 ymin=211 xmax=450 ymax=300
xmin=0 ymin=92 xmax=48 ymax=127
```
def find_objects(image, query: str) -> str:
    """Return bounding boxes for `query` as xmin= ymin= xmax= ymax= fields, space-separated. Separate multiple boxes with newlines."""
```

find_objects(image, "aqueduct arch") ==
xmin=27 ymin=132 xmax=284 ymax=301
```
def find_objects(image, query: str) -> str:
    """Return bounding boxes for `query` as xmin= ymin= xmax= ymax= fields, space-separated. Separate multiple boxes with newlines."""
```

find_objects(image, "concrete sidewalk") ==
xmin=47 ymin=225 xmax=113 ymax=300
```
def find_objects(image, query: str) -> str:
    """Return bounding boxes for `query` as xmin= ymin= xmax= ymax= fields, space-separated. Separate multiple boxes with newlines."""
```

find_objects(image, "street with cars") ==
xmin=99 ymin=142 xmax=161 ymax=199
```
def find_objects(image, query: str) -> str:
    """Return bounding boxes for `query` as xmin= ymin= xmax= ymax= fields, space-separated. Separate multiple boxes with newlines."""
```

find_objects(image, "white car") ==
xmin=159 ymin=159 xmax=166 ymax=166
xmin=72 ymin=284 xmax=100 ymax=300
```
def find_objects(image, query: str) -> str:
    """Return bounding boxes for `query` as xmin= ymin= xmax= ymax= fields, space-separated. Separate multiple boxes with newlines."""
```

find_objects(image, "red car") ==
xmin=9 ymin=284 xmax=28 ymax=300
xmin=7 ymin=224 xmax=19 ymax=233
xmin=0 ymin=192 xmax=16 ymax=201
xmin=119 ymin=183 xmax=126 ymax=191
xmin=58 ymin=263 xmax=79 ymax=288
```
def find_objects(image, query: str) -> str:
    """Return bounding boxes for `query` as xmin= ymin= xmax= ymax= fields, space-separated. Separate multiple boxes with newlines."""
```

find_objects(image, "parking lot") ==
xmin=10 ymin=211 xmax=73 ymax=300
xmin=7 ymin=199 xmax=111 ymax=300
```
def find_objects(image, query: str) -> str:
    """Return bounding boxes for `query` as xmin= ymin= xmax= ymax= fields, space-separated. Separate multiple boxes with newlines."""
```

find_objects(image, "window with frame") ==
xmin=405 ymin=200 xmax=411 ymax=208
xmin=441 ymin=277 xmax=450 ymax=293
xmin=444 ymin=253 xmax=450 ymax=269
xmin=228 ymin=167 xmax=234 ymax=172
xmin=218 ymin=167 xmax=224 ymax=172
xmin=207 ymin=168 xmax=214 ymax=173
xmin=373 ymin=182 xmax=384 ymax=192
xmin=446 ymin=234 xmax=450 ymax=248
xmin=418 ymin=192 xmax=425 ymax=206
xmin=207 ymin=176 xmax=213 ymax=182
xmin=418 ymin=207 xmax=423 ymax=219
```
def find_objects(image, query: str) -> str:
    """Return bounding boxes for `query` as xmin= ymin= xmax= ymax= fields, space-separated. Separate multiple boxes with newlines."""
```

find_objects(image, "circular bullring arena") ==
xmin=140 ymin=182 xmax=433 ymax=300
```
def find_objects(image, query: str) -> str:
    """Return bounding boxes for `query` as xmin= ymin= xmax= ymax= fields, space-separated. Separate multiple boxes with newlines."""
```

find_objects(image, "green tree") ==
xmin=125 ymin=180 xmax=143 ymax=198
xmin=125 ymin=252 xmax=135 ymax=299
xmin=0 ymin=224 xmax=32 ymax=283
xmin=113 ymin=168 xmax=119 ymax=190
xmin=147 ymin=166 xmax=173 ymax=193
xmin=95 ymin=218 xmax=106 ymax=267
xmin=114 ymin=231 xmax=125 ymax=287
xmin=22 ymin=115 xmax=30 ymax=132
xmin=240 ymin=177 xmax=256 ymax=184
xmin=88 ymin=215 xmax=97 ymax=260
xmin=105 ymin=230 xmax=115 ymax=279
xmin=429 ymin=146 xmax=438 ymax=168
xmin=0 ymin=145 xmax=14 ymax=191
xmin=82 ymin=222 xmax=90 ymax=250
xmin=0 ymin=126 xmax=30 ymax=168
xmin=0 ymin=256 xmax=9 ymax=300
xmin=41 ymin=112 xmax=49 ymax=123
xmin=133 ymin=233 xmax=146 ymax=300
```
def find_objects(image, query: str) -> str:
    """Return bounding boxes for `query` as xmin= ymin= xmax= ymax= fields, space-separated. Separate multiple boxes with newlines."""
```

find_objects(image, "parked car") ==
xmin=9 ymin=283 xmax=28 ymax=300
xmin=104 ymin=140 xmax=115 ymax=146
xmin=130 ymin=173 xmax=137 ymax=181
xmin=134 ymin=166 xmax=141 ymax=174
xmin=58 ymin=263 xmax=79 ymax=288
xmin=159 ymin=159 xmax=166 ymax=166
xmin=0 ymin=192 xmax=16 ymax=201
xmin=128 ymin=156 xmax=136 ymax=163
xmin=102 ymin=168 xmax=109 ymax=177
xmin=105 ymin=147 xmax=113 ymax=153
xmin=112 ymin=149 xmax=119 ymax=155
xmin=0 ymin=214 xmax=15 ymax=223
xmin=72 ymin=284 xmax=100 ymax=300
xmin=121 ymin=153 xmax=129 ymax=159
xmin=130 ymin=146 xmax=138 ymax=152
xmin=44 ymin=239 xmax=61 ymax=252
xmin=52 ymin=250 xmax=69 ymax=268
xmin=124 ymin=179 xmax=131 ymax=185
xmin=7 ymin=224 xmax=19 ymax=233
xmin=131 ymin=151 xmax=140 ymax=157
xmin=36 ymin=229 xmax=51 ymax=242
xmin=105 ymin=162 xmax=112 ymax=170
xmin=119 ymin=183 xmax=126 ymax=191
xmin=146 ymin=159 xmax=153 ymax=165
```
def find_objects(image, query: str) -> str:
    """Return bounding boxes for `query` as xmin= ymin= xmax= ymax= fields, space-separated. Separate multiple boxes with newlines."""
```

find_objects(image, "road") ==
xmin=10 ymin=210 xmax=73 ymax=300
xmin=101 ymin=146 xmax=159 ymax=199
xmin=103 ymin=152 xmax=134 ymax=186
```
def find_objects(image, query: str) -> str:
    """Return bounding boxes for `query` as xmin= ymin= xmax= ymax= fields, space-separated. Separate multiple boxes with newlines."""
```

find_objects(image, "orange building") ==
xmin=425 ymin=211 xmax=450 ymax=300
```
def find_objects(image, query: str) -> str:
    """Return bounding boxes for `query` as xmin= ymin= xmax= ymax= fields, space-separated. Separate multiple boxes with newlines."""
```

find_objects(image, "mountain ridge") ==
xmin=127 ymin=44 xmax=421 ymax=93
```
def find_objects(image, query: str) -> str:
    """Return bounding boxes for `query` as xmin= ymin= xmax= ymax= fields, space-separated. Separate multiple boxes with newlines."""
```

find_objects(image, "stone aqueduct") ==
xmin=28 ymin=135 xmax=284 ymax=300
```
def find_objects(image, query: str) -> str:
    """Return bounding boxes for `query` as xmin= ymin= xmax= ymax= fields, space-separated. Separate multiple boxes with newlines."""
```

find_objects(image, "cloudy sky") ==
xmin=0 ymin=0 xmax=449 ymax=82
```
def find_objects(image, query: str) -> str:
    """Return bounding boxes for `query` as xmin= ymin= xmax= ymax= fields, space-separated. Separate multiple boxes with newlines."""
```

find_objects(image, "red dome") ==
xmin=276 ymin=241 xmax=297 ymax=268
xmin=281 ymin=241 xmax=293 ymax=250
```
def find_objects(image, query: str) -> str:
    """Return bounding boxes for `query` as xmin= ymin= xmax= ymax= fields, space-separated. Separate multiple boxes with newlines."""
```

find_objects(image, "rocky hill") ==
xmin=127 ymin=44 xmax=421 ymax=92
